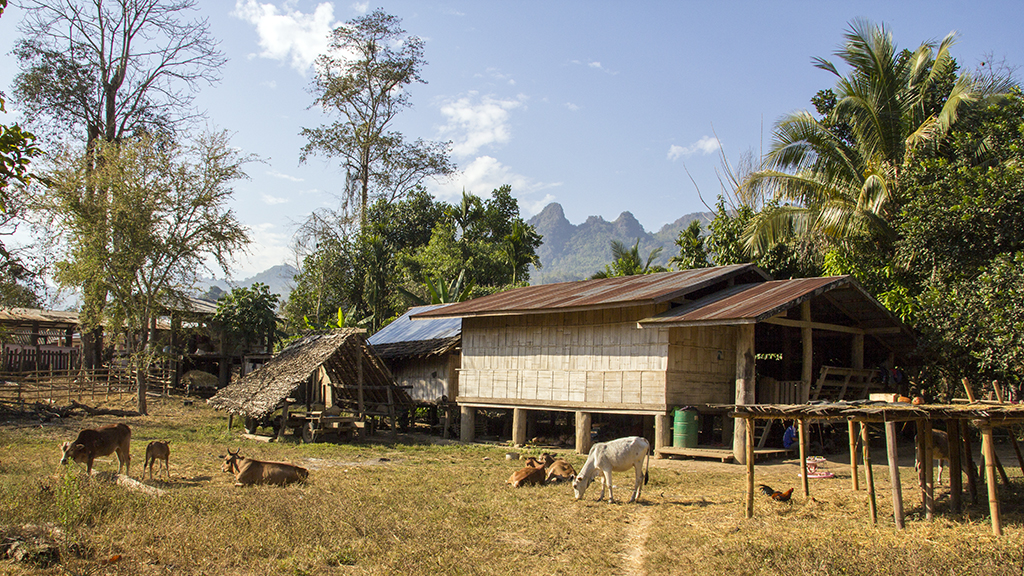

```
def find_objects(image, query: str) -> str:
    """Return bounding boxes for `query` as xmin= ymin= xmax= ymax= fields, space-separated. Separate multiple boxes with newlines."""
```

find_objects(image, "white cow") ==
xmin=572 ymin=436 xmax=650 ymax=503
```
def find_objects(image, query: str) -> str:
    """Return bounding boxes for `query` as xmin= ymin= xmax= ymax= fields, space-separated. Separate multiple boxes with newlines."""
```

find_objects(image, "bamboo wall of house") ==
xmin=459 ymin=305 xmax=673 ymax=410
xmin=391 ymin=354 xmax=458 ymax=403
xmin=665 ymin=325 xmax=738 ymax=406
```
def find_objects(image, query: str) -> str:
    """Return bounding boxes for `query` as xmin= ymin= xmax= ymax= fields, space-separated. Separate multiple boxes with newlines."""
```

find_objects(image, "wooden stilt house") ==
xmin=412 ymin=264 xmax=915 ymax=462
xmin=367 ymin=304 xmax=461 ymax=405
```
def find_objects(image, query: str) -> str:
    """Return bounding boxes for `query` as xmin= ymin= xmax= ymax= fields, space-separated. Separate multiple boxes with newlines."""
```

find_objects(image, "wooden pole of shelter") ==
xmin=861 ymin=422 xmax=877 ymax=525
xmin=962 ymin=377 xmax=976 ymax=403
xmin=1009 ymin=425 xmax=1024 ymax=477
xmin=948 ymin=419 xmax=963 ymax=514
xmin=745 ymin=416 xmax=755 ymax=519
xmin=980 ymin=424 xmax=1002 ymax=536
xmin=575 ymin=411 xmax=592 ymax=454
xmin=926 ymin=421 xmax=936 ymax=520
xmin=884 ymin=421 xmax=905 ymax=529
xmin=993 ymin=450 xmax=1010 ymax=486
xmin=992 ymin=380 xmax=1004 ymax=403
xmin=848 ymin=421 xmax=860 ymax=490
xmin=357 ymin=349 xmax=364 ymax=419
xmin=798 ymin=419 xmax=809 ymax=498
xmin=732 ymin=324 xmax=756 ymax=465
xmin=513 ymin=408 xmax=528 ymax=447
xmin=916 ymin=420 xmax=935 ymax=520
xmin=277 ymin=401 xmax=290 ymax=441
xmin=962 ymin=423 xmax=980 ymax=504
xmin=800 ymin=301 xmax=813 ymax=403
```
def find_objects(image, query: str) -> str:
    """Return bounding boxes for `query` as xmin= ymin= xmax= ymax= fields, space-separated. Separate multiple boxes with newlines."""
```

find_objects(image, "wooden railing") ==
xmin=0 ymin=364 xmax=174 ymax=406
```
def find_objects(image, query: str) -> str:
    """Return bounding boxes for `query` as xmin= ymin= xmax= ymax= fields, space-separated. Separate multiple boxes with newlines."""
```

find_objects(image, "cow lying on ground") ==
xmin=222 ymin=449 xmax=308 ymax=486
xmin=915 ymin=429 xmax=951 ymax=485
xmin=507 ymin=457 xmax=546 ymax=488
xmin=572 ymin=436 xmax=650 ymax=503
xmin=543 ymin=456 xmax=577 ymax=484
xmin=145 ymin=440 xmax=171 ymax=480
xmin=60 ymin=423 xmax=131 ymax=476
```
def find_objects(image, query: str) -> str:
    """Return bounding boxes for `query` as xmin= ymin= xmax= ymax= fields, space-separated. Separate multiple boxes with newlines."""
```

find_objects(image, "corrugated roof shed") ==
xmin=208 ymin=329 xmax=409 ymax=419
xmin=368 ymin=304 xmax=461 ymax=360
xmin=412 ymin=264 xmax=770 ymax=319
xmin=0 ymin=308 xmax=79 ymax=328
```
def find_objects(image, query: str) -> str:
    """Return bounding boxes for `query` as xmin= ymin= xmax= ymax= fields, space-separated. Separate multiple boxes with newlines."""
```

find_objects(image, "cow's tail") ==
xmin=643 ymin=445 xmax=650 ymax=485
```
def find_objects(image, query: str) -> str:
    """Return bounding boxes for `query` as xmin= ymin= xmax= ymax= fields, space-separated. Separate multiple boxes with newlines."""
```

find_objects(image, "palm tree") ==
xmin=742 ymin=19 xmax=1008 ymax=255
xmin=591 ymin=239 xmax=667 ymax=279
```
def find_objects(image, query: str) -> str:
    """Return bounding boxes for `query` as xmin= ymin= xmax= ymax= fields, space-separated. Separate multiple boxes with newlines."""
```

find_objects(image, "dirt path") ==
xmin=622 ymin=506 xmax=653 ymax=576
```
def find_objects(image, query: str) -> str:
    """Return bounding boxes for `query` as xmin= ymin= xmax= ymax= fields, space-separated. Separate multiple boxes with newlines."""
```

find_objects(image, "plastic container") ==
xmin=673 ymin=407 xmax=699 ymax=448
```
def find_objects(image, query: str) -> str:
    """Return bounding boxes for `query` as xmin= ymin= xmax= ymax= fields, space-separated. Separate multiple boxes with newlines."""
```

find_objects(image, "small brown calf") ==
xmin=144 ymin=441 xmax=171 ymax=480
xmin=507 ymin=456 xmax=546 ymax=488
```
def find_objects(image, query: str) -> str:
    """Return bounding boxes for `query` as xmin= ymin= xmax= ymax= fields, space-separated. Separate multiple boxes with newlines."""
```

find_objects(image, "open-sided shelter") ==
xmin=412 ymin=264 xmax=915 ymax=461
xmin=0 ymin=308 xmax=80 ymax=372
xmin=208 ymin=329 xmax=411 ymax=438
xmin=367 ymin=304 xmax=461 ymax=404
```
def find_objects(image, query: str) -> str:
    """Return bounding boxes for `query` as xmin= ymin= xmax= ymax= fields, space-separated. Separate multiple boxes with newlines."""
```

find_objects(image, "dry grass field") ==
xmin=1 ymin=395 xmax=1022 ymax=575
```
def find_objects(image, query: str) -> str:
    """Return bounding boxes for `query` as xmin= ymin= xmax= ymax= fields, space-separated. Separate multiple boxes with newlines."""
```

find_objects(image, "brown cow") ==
xmin=144 ymin=440 xmax=171 ymax=480
xmin=222 ymin=449 xmax=308 ymax=487
xmin=507 ymin=456 xmax=546 ymax=488
xmin=60 ymin=423 xmax=131 ymax=476
xmin=545 ymin=459 xmax=577 ymax=484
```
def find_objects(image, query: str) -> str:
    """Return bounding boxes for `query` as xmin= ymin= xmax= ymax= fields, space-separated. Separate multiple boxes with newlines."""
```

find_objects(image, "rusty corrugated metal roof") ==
xmin=639 ymin=277 xmax=848 ymax=325
xmin=0 ymin=308 xmax=80 ymax=327
xmin=412 ymin=264 xmax=769 ymax=319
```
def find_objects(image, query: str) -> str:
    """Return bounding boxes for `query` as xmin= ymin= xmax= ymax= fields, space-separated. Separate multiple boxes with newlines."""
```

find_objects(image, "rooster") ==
xmin=758 ymin=484 xmax=794 ymax=502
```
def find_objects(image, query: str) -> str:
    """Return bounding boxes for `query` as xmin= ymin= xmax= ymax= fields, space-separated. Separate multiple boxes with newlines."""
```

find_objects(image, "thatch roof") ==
xmin=208 ymin=329 xmax=408 ymax=419
xmin=722 ymin=401 xmax=1024 ymax=424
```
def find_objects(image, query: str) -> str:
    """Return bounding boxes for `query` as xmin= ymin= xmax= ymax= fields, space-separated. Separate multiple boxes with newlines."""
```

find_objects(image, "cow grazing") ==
xmin=572 ymin=436 xmax=650 ymax=503
xmin=60 ymin=423 xmax=131 ymax=476
xmin=507 ymin=456 xmax=546 ymax=488
xmin=915 ymin=429 xmax=951 ymax=485
xmin=222 ymin=449 xmax=308 ymax=487
xmin=144 ymin=440 xmax=171 ymax=480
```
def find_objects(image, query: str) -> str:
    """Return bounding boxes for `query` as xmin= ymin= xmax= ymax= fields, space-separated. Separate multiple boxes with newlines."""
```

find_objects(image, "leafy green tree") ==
xmin=213 ymin=283 xmax=283 ymax=355
xmin=670 ymin=220 xmax=709 ymax=270
xmin=591 ymin=239 xmax=666 ymax=278
xmin=283 ymin=234 xmax=358 ymax=332
xmin=300 ymin=9 xmax=454 ymax=221
xmin=742 ymin=19 xmax=1006 ymax=258
xmin=40 ymin=132 xmax=250 ymax=414
xmin=13 ymin=0 xmax=225 ymax=367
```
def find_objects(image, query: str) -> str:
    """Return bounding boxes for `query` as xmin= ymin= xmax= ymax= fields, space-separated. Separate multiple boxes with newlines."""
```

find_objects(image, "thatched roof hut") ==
xmin=208 ymin=329 xmax=408 ymax=419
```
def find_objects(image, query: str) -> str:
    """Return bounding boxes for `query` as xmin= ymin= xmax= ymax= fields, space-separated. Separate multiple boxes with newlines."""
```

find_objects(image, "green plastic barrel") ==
xmin=673 ymin=408 xmax=699 ymax=448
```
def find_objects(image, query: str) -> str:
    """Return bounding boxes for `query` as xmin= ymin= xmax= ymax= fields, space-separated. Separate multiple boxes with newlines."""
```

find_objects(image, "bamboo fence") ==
xmin=0 ymin=364 xmax=174 ymax=407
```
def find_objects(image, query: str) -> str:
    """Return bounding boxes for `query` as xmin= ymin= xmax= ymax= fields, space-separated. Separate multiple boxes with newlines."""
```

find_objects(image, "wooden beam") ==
xmin=512 ymin=408 xmax=527 ymax=447
xmin=948 ymin=419 xmax=963 ymax=514
xmin=884 ymin=421 xmax=905 ymax=529
xmin=764 ymin=317 xmax=865 ymax=335
xmin=981 ymin=424 xmax=1002 ymax=536
xmin=861 ymin=422 xmax=877 ymax=525
xmin=746 ymin=416 xmax=755 ymax=519
xmin=733 ymin=324 xmax=756 ymax=464
xmin=575 ymin=411 xmax=592 ymax=455
xmin=799 ymin=419 xmax=809 ymax=498
xmin=848 ymin=420 xmax=860 ymax=491
xmin=460 ymin=406 xmax=476 ymax=442
xmin=654 ymin=413 xmax=670 ymax=456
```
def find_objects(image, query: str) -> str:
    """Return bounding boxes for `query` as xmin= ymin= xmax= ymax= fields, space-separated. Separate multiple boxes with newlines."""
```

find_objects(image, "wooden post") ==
xmin=745 ymin=416 xmax=755 ymax=519
xmin=1010 ymin=426 xmax=1024 ymax=476
xmin=733 ymin=324 xmax=756 ymax=464
xmin=575 ymin=411 xmax=592 ymax=454
xmin=948 ymin=419 xmax=963 ymax=514
xmin=512 ymin=408 xmax=527 ymax=447
xmin=980 ymin=424 xmax=1002 ymax=536
xmin=227 ymin=414 xmax=233 ymax=430
xmin=924 ymin=421 xmax=935 ymax=520
xmin=993 ymin=451 xmax=1010 ymax=486
xmin=884 ymin=421 xmax=904 ymax=529
xmin=800 ymin=301 xmax=813 ymax=403
xmin=460 ymin=406 xmax=476 ymax=442
xmin=848 ymin=420 xmax=860 ymax=491
xmin=861 ymin=422 xmax=877 ymax=525
xmin=654 ymin=413 xmax=670 ymax=457
xmin=962 ymin=423 xmax=980 ymax=504
xmin=962 ymin=377 xmax=976 ymax=402
xmin=277 ymin=401 xmax=290 ymax=441
xmin=799 ymin=419 xmax=809 ymax=498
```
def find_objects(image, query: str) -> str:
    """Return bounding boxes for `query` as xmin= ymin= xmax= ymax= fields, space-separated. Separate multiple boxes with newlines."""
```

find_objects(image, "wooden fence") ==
xmin=2 ymin=345 xmax=80 ymax=373
xmin=0 ymin=364 xmax=174 ymax=406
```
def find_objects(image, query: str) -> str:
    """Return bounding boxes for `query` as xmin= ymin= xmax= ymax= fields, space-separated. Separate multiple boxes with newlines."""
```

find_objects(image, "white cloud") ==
xmin=667 ymin=136 xmax=721 ymax=161
xmin=588 ymin=61 xmax=603 ymax=69
xmin=267 ymin=170 xmax=304 ymax=182
xmin=262 ymin=194 xmax=290 ymax=205
xmin=232 ymin=223 xmax=294 ymax=278
xmin=429 ymin=156 xmax=560 ymax=216
xmin=350 ymin=2 xmax=368 ymax=14
xmin=438 ymin=92 xmax=525 ymax=158
xmin=232 ymin=0 xmax=339 ymax=73
xmin=565 ymin=102 xmax=579 ymax=112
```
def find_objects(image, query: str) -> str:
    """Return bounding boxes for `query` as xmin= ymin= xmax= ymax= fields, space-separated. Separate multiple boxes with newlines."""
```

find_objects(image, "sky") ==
xmin=1 ymin=0 xmax=1022 ymax=283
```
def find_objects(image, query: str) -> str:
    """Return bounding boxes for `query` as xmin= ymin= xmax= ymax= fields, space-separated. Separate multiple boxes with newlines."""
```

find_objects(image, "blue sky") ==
xmin=1 ymin=1 xmax=1021 ymax=281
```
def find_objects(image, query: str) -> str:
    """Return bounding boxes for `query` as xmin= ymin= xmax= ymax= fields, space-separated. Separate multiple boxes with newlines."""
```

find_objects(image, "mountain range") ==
xmin=214 ymin=203 xmax=714 ymax=298
xmin=526 ymin=203 xmax=713 ymax=284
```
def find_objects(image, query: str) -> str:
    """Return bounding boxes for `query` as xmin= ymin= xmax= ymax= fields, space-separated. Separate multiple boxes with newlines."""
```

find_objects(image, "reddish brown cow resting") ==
xmin=222 ymin=449 xmax=308 ymax=487
xmin=60 ymin=423 xmax=132 ymax=476
xmin=507 ymin=456 xmax=546 ymax=488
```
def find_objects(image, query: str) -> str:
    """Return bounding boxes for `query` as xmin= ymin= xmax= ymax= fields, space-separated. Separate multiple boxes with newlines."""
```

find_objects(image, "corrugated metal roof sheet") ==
xmin=368 ymin=304 xmax=462 ymax=345
xmin=0 ymin=308 xmax=80 ymax=326
xmin=412 ymin=264 xmax=769 ymax=319
xmin=640 ymin=277 xmax=848 ymax=325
